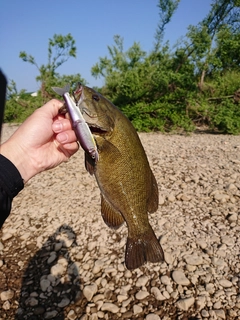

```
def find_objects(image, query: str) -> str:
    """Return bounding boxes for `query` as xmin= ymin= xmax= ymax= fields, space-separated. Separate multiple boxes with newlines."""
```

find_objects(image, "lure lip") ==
xmin=52 ymin=84 xmax=99 ymax=162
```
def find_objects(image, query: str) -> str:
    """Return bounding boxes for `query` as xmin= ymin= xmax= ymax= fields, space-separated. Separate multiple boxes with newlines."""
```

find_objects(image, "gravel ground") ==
xmin=0 ymin=124 xmax=240 ymax=320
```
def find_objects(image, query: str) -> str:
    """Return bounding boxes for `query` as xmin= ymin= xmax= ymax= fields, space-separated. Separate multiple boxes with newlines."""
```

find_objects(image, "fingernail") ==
xmin=53 ymin=121 xmax=63 ymax=132
xmin=57 ymin=133 xmax=68 ymax=143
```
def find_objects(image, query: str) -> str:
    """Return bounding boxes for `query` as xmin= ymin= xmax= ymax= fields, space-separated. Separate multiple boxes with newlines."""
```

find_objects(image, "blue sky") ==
xmin=0 ymin=0 xmax=212 ymax=92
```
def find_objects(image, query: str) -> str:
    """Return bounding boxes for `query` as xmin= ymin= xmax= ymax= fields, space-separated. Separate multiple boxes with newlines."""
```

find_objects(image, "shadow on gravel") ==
xmin=15 ymin=224 xmax=82 ymax=320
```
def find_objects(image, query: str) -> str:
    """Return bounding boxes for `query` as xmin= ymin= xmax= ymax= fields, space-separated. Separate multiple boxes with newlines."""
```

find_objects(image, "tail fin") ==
xmin=125 ymin=227 xmax=164 ymax=270
xmin=52 ymin=84 xmax=70 ymax=96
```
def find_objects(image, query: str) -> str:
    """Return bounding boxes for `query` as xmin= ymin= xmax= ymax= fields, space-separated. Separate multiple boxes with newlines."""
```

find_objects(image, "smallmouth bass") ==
xmin=75 ymin=84 xmax=164 ymax=270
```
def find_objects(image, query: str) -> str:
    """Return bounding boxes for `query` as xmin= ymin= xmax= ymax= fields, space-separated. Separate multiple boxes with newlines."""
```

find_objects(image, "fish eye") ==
xmin=92 ymin=94 xmax=100 ymax=102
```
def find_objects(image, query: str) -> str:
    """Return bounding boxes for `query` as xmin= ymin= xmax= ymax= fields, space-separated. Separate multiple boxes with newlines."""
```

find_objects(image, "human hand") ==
xmin=0 ymin=99 xmax=79 ymax=183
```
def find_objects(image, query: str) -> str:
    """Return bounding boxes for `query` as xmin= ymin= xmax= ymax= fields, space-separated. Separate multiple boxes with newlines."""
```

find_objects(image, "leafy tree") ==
xmin=19 ymin=33 xmax=78 ymax=102
xmin=154 ymin=0 xmax=180 ymax=51
xmin=213 ymin=26 xmax=240 ymax=72
xmin=5 ymin=34 xmax=86 ymax=122
xmin=91 ymin=35 xmax=147 ymax=104
xmin=91 ymin=0 xmax=240 ymax=134
xmin=178 ymin=0 xmax=240 ymax=88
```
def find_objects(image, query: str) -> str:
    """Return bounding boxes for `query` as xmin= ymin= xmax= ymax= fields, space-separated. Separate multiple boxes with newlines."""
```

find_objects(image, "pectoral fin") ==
xmin=147 ymin=171 xmax=159 ymax=213
xmin=101 ymin=194 xmax=125 ymax=229
xmin=95 ymin=135 xmax=121 ymax=157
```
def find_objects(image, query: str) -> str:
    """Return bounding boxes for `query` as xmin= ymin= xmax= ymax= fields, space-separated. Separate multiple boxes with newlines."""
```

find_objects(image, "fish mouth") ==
xmin=88 ymin=124 xmax=108 ymax=136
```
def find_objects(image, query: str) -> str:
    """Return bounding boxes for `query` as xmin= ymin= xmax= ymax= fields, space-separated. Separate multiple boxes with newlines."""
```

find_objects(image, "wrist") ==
xmin=0 ymin=141 xmax=36 ymax=183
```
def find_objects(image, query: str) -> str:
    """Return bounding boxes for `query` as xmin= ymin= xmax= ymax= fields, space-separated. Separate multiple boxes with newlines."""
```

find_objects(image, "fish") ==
xmin=75 ymin=84 xmax=164 ymax=270
xmin=52 ymin=84 xmax=99 ymax=162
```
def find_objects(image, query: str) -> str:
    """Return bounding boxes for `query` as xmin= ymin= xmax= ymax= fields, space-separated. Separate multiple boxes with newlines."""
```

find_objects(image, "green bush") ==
xmin=211 ymin=99 xmax=240 ymax=134
xmin=4 ymin=95 xmax=41 ymax=123
xmin=122 ymin=100 xmax=195 ymax=133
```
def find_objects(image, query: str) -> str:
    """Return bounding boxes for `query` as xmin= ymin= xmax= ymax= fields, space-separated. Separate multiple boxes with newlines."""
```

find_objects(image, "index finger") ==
xmin=39 ymin=99 xmax=64 ymax=119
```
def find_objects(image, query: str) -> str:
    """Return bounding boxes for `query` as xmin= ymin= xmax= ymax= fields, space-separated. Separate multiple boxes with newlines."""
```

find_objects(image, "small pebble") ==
xmin=83 ymin=284 xmax=98 ymax=301
xmin=135 ymin=290 xmax=149 ymax=300
xmin=172 ymin=270 xmax=190 ymax=285
xmin=184 ymin=255 xmax=203 ymax=265
xmin=40 ymin=279 xmax=50 ymax=292
xmin=151 ymin=287 xmax=166 ymax=301
xmin=101 ymin=302 xmax=119 ymax=313
xmin=136 ymin=275 xmax=148 ymax=287
xmin=219 ymin=279 xmax=232 ymax=288
xmin=133 ymin=304 xmax=143 ymax=315
xmin=176 ymin=296 xmax=195 ymax=311
xmin=214 ymin=309 xmax=226 ymax=319
xmin=145 ymin=314 xmax=160 ymax=320
xmin=0 ymin=290 xmax=14 ymax=301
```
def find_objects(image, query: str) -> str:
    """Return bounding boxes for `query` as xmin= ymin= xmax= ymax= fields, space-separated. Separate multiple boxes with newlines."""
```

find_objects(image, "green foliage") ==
xmin=5 ymin=33 xmax=87 ymax=122
xmin=4 ymin=80 xmax=42 ymax=122
xmin=6 ymin=2 xmax=240 ymax=135
xmin=210 ymin=71 xmax=240 ymax=96
xmin=4 ymin=97 xmax=39 ymax=123
xmin=154 ymin=0 xmax=180 ymax=51
xmin=19 ymin=33 xmax=79 ymax=103
xmin=122 ymin=101 xmax=194 ymax=132
xmin=211 ymin=99 xmax=240 ymax=134
xmin=91 ymin=0 xmax=240 ymax=134
xmin=185 ymin=69 xmax=240 ymax=134
xmin=19 ymin=33 xmax=76 ymax=77
xmin=5 ymin=72 xmax=86 ymax=123
xmin=214 ymin=27 xmax=240 ymax=71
